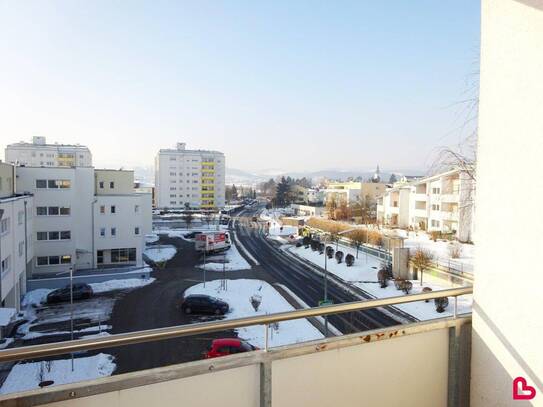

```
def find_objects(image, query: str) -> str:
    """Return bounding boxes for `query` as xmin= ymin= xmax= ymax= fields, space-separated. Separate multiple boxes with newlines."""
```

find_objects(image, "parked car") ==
xmin=204 ymin=338 xmax=258 ymax=359
xmin=46 ymin=283 xmax=93 ymax=304
xmin=181 ymin=294 xmax=229 ymax=315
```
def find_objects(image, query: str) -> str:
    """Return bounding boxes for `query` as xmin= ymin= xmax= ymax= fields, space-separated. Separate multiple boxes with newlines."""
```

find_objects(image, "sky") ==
xmin=0 ymin=1 xmax=480 ymax=173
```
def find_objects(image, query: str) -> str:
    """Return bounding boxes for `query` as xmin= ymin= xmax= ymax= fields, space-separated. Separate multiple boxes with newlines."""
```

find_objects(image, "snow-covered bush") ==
xmin=335 ymin=251 xmax=344 ymax=264
xmin=326 ymin=246 xmax=334 ymax=259
xmin=345 ymin=254 xmax=355 ymax=266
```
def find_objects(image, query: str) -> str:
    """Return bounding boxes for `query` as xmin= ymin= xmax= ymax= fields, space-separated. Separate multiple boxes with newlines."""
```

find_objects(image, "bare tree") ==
xmin=182 ymin=212 xmax=194 ymax=230
xmin=411 ymin=247 xmax=434 ymax=286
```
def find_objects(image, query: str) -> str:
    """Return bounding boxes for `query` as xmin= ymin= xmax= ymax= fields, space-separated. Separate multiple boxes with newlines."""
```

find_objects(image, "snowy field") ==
xmin=196 ymin=242 xmax=251 ymax=272
xmin=184 ymin=279 xmax=323 ymax=348
xmin=0 ymin=353 xmax=115 ymax=394
xmin=288 ymin=243 xmax=472 ymax=321
xmin=144 ymin=245 xmax=177 ymax=262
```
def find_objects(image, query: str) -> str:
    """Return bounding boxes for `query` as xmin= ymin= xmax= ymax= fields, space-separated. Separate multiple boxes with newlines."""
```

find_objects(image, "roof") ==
xmin=158 ymin=149 xmax=224 ymax=155
xmin=6 ymin=142 xmax=90 ymax=150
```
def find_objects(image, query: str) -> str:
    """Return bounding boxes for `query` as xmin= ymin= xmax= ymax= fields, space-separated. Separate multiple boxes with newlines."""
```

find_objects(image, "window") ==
xmin=18 ymin=241 xmax=24 ymax=257
xmin=48 ymin=206 xmax=59 ymax=216
xmin=60 ymin=207 xmax=70 ymax=215
xmin=37 ymin=207 xmax=47 ymax=216
xmin=111 ymin=227 xmax=116 ymax=236
xmin=431 ymin=220 xmax=441 ymax=228
xmin=1 ymin=255 xmax=11 ymax=273
xmin=431 ymin=204 xmax=440 ymax=211
xmin=1 ymin=218 xmax=9 ymax=235
xmin=110 ymin=248 xmax=136 ymax=263
xmin=100 ymin=205 xmax=105 ymax=214
xmin=100 ymin=227 xmax=106 ymax=237
xmin=110 ymin=181 xmax=114 ymax=188
xmin=170 ymin=194 xmax=176 ymax=198
xmin=48 ymin=231 xmax=60 ymax=240
xmin=111 ymin=205 xmax=116 ymax=214
xmin=36 ymin=179 xmax=47 ymax=188
xmin=97 ymin=250 xmax=104 ymax=264
xmin=49 ymin=256 xmax=60 ymax=265
xmin=37 ymin=232 xmax=48 ymax=240
xmin=36 ymin=255 xmax=71 ymax=266
xmin=60 ymin=231 xmax=71 ymax=240
xmin=134 ymin=205 xmax=139 ymax=213
xmin=135 ymin=227 xmax=140 ymax=235
xmin=432 ymin=187 xmax=441 ymax=194
xmin=99 ymin=181 xmax=104 ymax=188
xmin=48 ymin=179 xmax=58 ymax=189
xmin=58 ymin=180 xmax=71 ymax=189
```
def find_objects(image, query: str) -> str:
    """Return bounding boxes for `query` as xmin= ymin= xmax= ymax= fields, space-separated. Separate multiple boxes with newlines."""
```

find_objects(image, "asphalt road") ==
xmin=234 ymin=206 xmax=404 ymax=334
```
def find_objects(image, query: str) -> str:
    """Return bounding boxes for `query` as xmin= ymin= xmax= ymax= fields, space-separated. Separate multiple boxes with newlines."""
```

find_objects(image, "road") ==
xmin=233 ymin=206 xmax=406 ymax=334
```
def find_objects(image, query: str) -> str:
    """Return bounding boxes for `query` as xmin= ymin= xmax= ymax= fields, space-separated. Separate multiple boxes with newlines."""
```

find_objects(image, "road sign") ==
xmin=318 ymin=299 xmax=333 ymax=307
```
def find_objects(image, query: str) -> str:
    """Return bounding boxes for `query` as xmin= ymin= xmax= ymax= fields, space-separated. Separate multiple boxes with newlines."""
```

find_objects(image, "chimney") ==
xmin=176 ymin=142 xmax=186 ymax=151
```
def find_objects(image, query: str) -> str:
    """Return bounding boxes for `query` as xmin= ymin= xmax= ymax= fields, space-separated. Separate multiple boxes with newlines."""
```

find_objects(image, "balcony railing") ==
xmin=0 ymin=287 xmax=472 ymax=406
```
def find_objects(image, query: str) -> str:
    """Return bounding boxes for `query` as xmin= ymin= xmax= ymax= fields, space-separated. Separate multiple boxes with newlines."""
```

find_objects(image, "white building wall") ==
xmin=0 ymin=195 xmax=33 ymax=310
xmin=14 ymin=167 xmax=151 ymax=275
xmin=15 ymin=167 xmax=94 ymax=274
xmin=472 ymin=1 xmax=543 ymax=405
xmin=94 ymin=194 xmax=149 ymax=267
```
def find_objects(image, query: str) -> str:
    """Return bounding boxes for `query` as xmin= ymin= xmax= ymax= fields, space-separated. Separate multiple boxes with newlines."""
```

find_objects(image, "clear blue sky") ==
xmin=0 ymin=1 xmax=480 ymax=173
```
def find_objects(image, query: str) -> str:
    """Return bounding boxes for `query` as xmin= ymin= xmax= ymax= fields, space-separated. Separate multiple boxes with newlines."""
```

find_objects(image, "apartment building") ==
xmin=377 ymin=168 xmax=475 ymax=242
xmin=0 ymin=163 xmax=33 ymax=311
xmin=15 ymin=167 xmax=151 ymax=276
xmin=155 ymin=142 xmax=225 ymax=209
xmin=324 ymin=181 xmax=386 ymax=206
xmin=5 ymin=136 xmax=92 ymax=167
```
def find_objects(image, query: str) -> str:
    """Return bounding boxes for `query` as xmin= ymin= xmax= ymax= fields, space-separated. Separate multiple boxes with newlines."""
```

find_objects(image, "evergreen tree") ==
xmin=389 ymin=174 xmax=398 ymax=184
xmin=275 ymin=177 xmax=291 ymax=206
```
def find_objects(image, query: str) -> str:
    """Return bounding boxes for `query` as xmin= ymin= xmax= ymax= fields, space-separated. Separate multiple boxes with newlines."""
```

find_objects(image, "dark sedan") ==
xmin=46 ymin=283 xmax=94 ymax=304
xmin=180 ymin=294 xmax=229 ymax=315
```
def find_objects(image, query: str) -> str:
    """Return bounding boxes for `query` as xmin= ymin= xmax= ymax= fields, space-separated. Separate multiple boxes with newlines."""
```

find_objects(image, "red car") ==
xmin=204 ymin=338 xmax=258 ymax=359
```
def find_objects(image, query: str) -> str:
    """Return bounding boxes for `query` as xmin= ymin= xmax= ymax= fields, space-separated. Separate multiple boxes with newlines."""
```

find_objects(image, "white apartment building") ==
xmin=324 ymin=181 xmax=386 ymax=206
xmin=15 ymin=166 xmax=151 ymax=276
xmin=0 ymin=163 xmax=33 ymax=311
xmin=5 ymin=136 xmax=92 ymax=167
xmin=155 ymin=143 xmax=225 ymax=209
xmin=377 ymin=168 xmax=475 ymax=242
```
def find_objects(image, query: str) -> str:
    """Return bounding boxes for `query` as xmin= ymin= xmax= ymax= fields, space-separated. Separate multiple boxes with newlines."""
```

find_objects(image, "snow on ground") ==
xmin=145 ymin=233 xmax=159 ymax=244
xmin=0 ymin=353 xmax=116 ymax=394
xmin=196 ymin=241 xmax=251 ymax=272
xmin=399 ymin=231 xmax=474 ymax=274
xmin=144 ymin=245 xmax=177 ymax=262
xmin=153 ymin=226 xmax=228 ymax=240
xmin=90 ymin=277 xmax=155 ymax=294
xmin=184 ymin=279 xmax=323 ymax=348
xmin=288 ymin=243 xmax=472 ymax=321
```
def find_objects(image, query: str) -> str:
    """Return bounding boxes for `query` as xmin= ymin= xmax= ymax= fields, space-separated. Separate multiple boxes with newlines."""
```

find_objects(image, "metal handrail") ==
xmin=0 ymin=286 xmax=472 ymax=363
